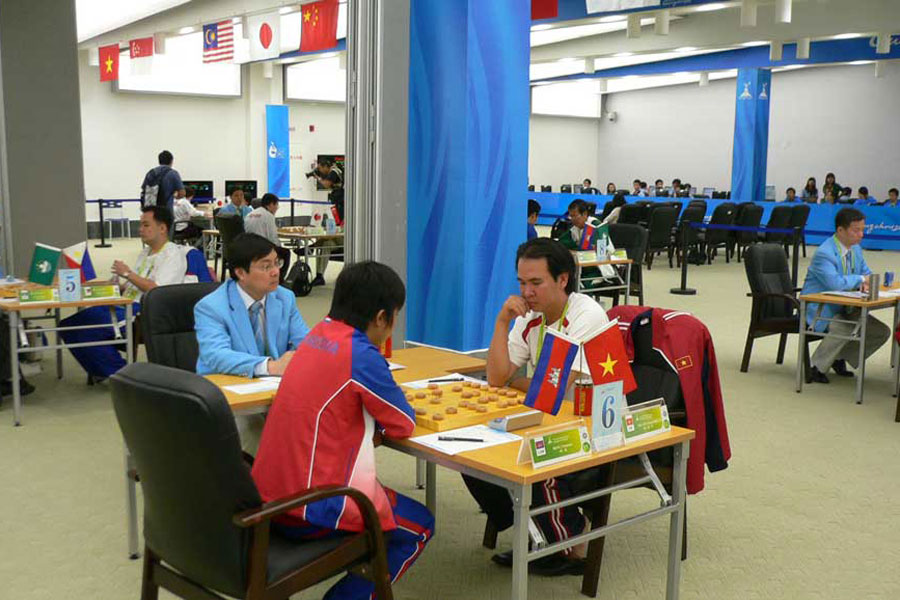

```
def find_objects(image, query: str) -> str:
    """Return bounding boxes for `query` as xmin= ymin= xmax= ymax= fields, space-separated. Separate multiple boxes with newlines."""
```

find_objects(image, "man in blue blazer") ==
xmin=801 ymin=207 xmax=890 ymax=383
xmin=196 ymin=233 xmax=309 ymax=377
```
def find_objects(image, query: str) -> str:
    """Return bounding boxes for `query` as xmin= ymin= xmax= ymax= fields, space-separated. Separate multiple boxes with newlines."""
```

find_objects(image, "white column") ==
xmin=770 ymin=41 xmax=783 ymax=61
xmin=741 ymin=0 xmax=758 ymax=28
xmin=775 ymin=0 xmax=792 ymax=24
xmin=627 ymin=14 xmax=641 ymax=38
xmin=796 ymin=37 xmax=810 ymax=59
xmin=654 ymin=10 xmax=670 ymax=36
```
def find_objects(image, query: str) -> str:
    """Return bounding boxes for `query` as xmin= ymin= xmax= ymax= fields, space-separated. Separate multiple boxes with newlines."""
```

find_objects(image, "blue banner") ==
xmin=266 ymin=104 xmax=289 ymax=198
xmin=730 ymin=69 xmax=771 ymax=204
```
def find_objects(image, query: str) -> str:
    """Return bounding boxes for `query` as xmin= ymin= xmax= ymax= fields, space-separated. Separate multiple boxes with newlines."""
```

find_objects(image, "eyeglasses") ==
xmin=251 ymin=259 xmax=284 ymax=272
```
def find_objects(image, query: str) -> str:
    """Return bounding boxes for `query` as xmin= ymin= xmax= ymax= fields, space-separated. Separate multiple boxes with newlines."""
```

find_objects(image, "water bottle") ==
xmin=885 ymin=271 xmax=895 ymax=288
xmin=326 ymin=215 xmax=336 ymax=235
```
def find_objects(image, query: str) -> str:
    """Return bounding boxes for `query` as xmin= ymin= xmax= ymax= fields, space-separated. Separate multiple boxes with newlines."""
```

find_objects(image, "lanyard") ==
xmin=834 ymin=235 xmax=854 ymax=275
xmin=537 ymin=299 xmax=570 ymax=358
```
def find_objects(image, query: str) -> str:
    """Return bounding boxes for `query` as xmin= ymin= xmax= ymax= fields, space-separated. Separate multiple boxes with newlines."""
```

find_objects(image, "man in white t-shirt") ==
xmin=61 ymin=206 xmax=188 ymax=379
xmin=467 ymin=238 xmax=610 ymax=577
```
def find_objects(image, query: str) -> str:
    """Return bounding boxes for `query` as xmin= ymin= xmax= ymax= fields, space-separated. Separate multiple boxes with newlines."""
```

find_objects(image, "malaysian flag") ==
xmin=203 ymin=21 xmax=234 ymax=63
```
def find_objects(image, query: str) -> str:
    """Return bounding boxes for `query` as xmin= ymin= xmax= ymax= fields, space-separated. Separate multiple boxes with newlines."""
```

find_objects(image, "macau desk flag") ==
xmin=28 ymin=243 xmax=61 ymax=286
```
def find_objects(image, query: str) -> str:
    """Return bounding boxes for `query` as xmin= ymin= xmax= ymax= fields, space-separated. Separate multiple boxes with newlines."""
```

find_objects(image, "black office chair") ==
xmin=141 ymin=283 xmax=220 ymax=371
xmin=617 ymin=203 xmax=643 ymax=225
xmin=700 ymin=202 xmax=736 ymax=264
xmin=741 ymin=244 xmax=819 ymax=374
xmin=670 ymin=205 xmax=706 ymax=268
xmin=110 ymin=363 xmax=393 ymax=600
xmin=730 ymin=203 xmax=763 ymax=262
xmin=786 ymin=204 xmax=811 ymax=258
xmin=215 ymin=214 xmax=245 ymax=281
xmin=560 ymin=184 xmax=572 ymax=193
xmin=601 ymin=223 xmax=648 ymax=306
xmin=760 ymin=204 xmax=793 ymax=246
xmin=644 ymin=206 xmax=678 ymax=270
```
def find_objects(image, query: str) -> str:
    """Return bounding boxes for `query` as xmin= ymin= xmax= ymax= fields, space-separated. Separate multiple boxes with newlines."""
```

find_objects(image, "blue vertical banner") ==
xmin=730 ymin=68 xmax=771 ymax=203
xmin=408 ymin=0 xmax=529 ymax=351
xmin=266 ymin=104 xmax=290 ymax=198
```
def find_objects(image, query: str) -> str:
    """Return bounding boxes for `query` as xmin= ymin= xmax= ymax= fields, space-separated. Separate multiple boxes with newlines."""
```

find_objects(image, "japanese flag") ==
xmin=248 ymin=11 xmax=280 ymax=60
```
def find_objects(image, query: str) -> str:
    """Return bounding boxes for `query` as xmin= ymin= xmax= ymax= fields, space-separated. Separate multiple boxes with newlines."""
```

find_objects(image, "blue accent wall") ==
xmin=407 ymin=0 xmax=530 ymax=351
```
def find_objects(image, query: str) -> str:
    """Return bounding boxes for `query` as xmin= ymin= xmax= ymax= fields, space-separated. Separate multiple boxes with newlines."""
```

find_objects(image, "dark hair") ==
xmin=858 ymin=186 xmax=868 ymax=196
xmin=825 ymin=172 xmax=836 ymax=184
xmin=141 ymin=205 xmax=173 ymax=232
xmin=158 ymin=150 xmax=173 ymax=166
xmin=786 ymin=187 xmax=796 ymax=193
xmin=842 ymin=186 xmax=852 ymax=195
xmin=611 ymin=191 xmax=627 ymax=208
xmin=227 ymin=233 xmax=277 ymax=279
xmin=317 ymin=158 xmax=333 ymax=167
xmin=328 ymin=261 xmax=406 ymax=332
xmin=655 ymin=179 xmax=663 ymax=186
xmin=185 ymin=187 xmax=195 ymax=199
xmin=605 ymin=182 xmax=616 ymax=193
xmin=567 ymin=199 xmax=589 ymax=214
xmin=889 ymin=188 xmax=899 ymax=196
xmin=260 ymin=193 xmax=279 ymax=208
xmin=640 ymin=181 xmax=647 ymax=188
xmin=528 ymin=199 xmax=541 ymax=217
xmin=805 ymin=177 xmax=817 ymax=193
xmin=633 ymin=179 xmax=641 ymax=185
xmin=673 ymin=178 xmax=682 ymax=186
xmin=835 ymin=207 xmax=865 ymax=230
xmin=515 ymin=238 xmax=577 ymax=295
xmin=583 ymin=178 xmax=592 ymax=186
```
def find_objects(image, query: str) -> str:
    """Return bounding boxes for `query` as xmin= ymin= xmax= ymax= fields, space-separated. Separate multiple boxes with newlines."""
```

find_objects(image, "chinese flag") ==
xmin=532 ymin=0 xmax=558 ymax=20
xmin=99 ymin=44 xmax=119 ymax=82
xmin=129 ymin=36 xmax=154 ymax=59
xmin=583 ymin=320 xmax=637 ymax=393
xmin=300 ymin=0 xmax=339 ymax=53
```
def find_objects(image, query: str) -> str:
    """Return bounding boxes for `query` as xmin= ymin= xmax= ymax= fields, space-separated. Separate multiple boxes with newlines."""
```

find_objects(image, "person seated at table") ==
xmin=244 ymin=193 xmax=291 ymax=282
xmin=885 ymin=188 xmax=899 ymax=206
xmin=853 ymin=186 xmax=877 ymax=206
xmin=605 ymin=181 xmax=616 ymax=194
xmin=60 ymin=206 xmax=187 ymax=380
xmin=654 ymin=178 xmax=665 ymax=195
xmin=836 ymin=186 xmax=854 ymax=204
xmin=172 ymin=187 xmax=208 ymax=246
xmin=252 ymin=261 xmax=433 ymax=600
xmin=527 ymin=199 xmax=541 ymax=240
xmin=581 ymin=178 xmax=597 ymax=194
xmin=601 ymin=191 xmax=627 ymax=225
xmin=822 ymin=172 xmax=840 ymax=203
xmin=463 ymin=238 xmax=610 ymax=576
xmin=784 ymin=187 xmax=797 ymax=202
xmin=219 ymin=188 xmax=251 ymax=219
xmin=671 ymin=178 xmax=682 ymax=196
xmin=631 ymin=179 xmax=645 ymax=196
xmin=800 ymin=177 xmax=818 ymax=203
xmin=561 ymin=199 xmax=601 ymax=250
xmin=802 ymin=208 xmax=890 ymax=384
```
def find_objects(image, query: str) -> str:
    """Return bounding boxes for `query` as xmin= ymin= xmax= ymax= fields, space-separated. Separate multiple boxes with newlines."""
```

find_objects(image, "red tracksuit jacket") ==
xmin=608 ymin=306 xmax=731 ymax=494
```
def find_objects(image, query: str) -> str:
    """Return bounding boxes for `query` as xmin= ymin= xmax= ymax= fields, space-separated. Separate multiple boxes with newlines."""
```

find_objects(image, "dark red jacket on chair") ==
xmin=608 ymin=305 xmax=731 ymax=494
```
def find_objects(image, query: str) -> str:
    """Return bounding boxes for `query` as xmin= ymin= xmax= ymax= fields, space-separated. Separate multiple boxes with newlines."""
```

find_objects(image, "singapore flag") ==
xmin=248 ymin=11 xmax=280 ymax=60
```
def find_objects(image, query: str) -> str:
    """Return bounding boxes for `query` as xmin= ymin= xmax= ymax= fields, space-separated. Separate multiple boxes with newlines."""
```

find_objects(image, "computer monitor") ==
xmin=183 ymin=180 xmax=214 ymax=199
xmin=573 ymin=184 xmax=583 ymax=194
xmin=540 ymin=185 xmax=552 ymax=192
xmin=702 ymin=187 xmax=715 ymax=198
xmin=560 ymin=184 xmax=572 ymax=193
xmin=765 ymin=185 xmax=776 ymax=201
xmin=528 ymin=184 xmax=535 ymax=192
xmin=225 ymin=180 xmax=258 ymax=199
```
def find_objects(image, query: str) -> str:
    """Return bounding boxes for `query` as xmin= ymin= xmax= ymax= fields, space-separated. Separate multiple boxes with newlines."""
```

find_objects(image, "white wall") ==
xmin=529 ymin=114 xmax=600 ymax=189
xmin=592 ymin=62 xmax=900 ymax=197
xmin=287 ymin=101 xmax=346 ymax=207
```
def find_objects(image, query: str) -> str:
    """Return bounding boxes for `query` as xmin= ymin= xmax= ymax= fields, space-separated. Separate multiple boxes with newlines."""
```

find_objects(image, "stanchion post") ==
xmin=791 ymin=226 xmax=801 ymax=288
xmin=670 ymin=222 xmax=697 ymax=295
xmin=94 ymin=199 xmax=112 ymax=249
xmin=290 ymin=198 xmax=296 ymax=226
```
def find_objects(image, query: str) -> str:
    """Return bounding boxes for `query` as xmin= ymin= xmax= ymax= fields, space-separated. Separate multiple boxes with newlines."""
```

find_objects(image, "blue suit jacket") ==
xmin=195 ymin=280 xmax=310 ymax=376
xmin=800 ymin=236 xmax=871 ymax=332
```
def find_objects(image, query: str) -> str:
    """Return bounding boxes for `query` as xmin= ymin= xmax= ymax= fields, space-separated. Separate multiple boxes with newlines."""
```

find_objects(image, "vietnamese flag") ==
xmin=532 ymin=0 xmax=558 ymax=20
xmin=583 ymin=319 xmax=637 ymax=393
xmin=524 ymin=329 xmax=579 ymax=416
xmin=99 ymin=44 xmax=119 ymax=82
xmin=300 ymin=0 xmax=339 ymax=53
xmin=129 ymin=37 xmax=154 ymax=59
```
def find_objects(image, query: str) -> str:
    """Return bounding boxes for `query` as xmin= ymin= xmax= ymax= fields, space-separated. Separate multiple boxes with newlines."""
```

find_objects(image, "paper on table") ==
xmin=411 ymin=425 xmax=521 ymax=456
xmin=222 ymin=377 xmax=281 ymax=395
xmin=401 ymin=372 xmax=486 ymax=389
xmin=822 ymin=290 xmax=867 ymax=298
xmin=388 ymin=362 xmax=406 ymax=371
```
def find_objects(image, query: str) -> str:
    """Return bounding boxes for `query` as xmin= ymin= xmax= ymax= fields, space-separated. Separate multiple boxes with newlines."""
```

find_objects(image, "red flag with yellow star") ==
xmin=300 ymin=0 xmax=339 ymax=53
xmin=583 ymin=319 xmax=637 ymax=393
xmin=99 ymin=44 xmax=119 ymax=82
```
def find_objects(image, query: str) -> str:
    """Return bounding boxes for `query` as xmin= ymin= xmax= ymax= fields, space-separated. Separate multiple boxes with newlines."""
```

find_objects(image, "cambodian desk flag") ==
xmin=579 ymin=223 xmax=597 ymax=250
xmin=524 ymin=329 xmax=579 ymax=416
xmin=583 ymin=319 xmax=637 ymax=393
xmin=62 ymin=242 xmax=97 ymax=282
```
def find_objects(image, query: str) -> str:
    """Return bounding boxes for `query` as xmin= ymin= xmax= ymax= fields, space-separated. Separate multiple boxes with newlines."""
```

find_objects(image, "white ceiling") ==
xmin=76 ymin=0 xmax=191 ymax=43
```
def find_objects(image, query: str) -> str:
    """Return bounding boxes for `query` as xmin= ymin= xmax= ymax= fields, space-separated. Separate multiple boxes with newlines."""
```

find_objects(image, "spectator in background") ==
xmin=680 ymin=182 xmax=693 ymax=198
xmin=527 ymin=199 xmax=541 ymax=240
xmin=654 ymin=179 xmax=665 ymax=194
xmin=800 ymin=177 xmax=818 ymax=203
xmin=173 ymin=187 xmax=208 ymax=245
xmin=601 ymin=192 xmax=627 ymax=225
xmin=838 ymin=187 xmax=853 ymax=204
xmin=885 ymin=188 xmax=899 ymax=206
xmin=854 ymin=187 xmax=877 ymax=206
xmin=605 ymin=182 xmax=617 ymax=194
xmin=582 ymin=178 xmax=597 ymax=194
xmin=219 ymin=189 xmax=252 ymax=219
xmin=640 ymin=181 xmax=649 ymax=195
xmin=785 ymin=187 xmax=797 ymax=202
xmin=822 ymin=172 xmax=840 ymax=202
xmin=140 ymin=149 xmax=185 ymax=212
xmin=671 ymin=178 xmax=682 ymax=196
xmin=631 ymin=179 xmax=645 ymax=196
xmin=245 ymin=193 xmax=291 ymax=282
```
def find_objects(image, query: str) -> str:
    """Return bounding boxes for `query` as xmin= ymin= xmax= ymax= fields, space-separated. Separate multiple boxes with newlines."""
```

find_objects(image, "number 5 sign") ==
xmin=591 ymin=380 xmax=625 ymax=451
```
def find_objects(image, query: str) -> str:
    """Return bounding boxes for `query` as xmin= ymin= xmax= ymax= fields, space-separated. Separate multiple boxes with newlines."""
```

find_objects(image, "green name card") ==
xmin=623 ymin=399 xmax=671 ymax=443
xmin=18 ymin=288 xmax=59 ymax=303
xmin=83 ymin=285 xmax=120 ymax=300
xmin=527 ymin=425 xmax=592 ymax=468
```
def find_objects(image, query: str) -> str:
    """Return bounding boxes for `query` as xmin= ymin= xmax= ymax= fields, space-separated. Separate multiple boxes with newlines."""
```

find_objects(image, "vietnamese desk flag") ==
xmin=300 ymin=0 xmax=339 ymax=53
xmin=62 ymin=241 xmax=97 ymax=282
xmin=532 ymin=0 xmax=558 ymax=20
xmin=99 ymin=44 xmax=119 ymax=82
xmin=524 ymin=329 xmax=579 ymax=416
xmin=583 ymin=319 xmax=637 ymax=393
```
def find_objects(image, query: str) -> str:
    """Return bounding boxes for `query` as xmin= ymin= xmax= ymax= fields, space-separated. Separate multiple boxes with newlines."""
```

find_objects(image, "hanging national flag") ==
xmin=582 ymin=319 xmax=637 ymax=393
xmin=300 ymin=0 xmax=339 ymax=53
xmin=532 ymin=0 xmax=558 ymax=20
xmin=28 ymin=243 xmax=61 ymax=286
xmin=203 ymin=20 xmax=235 ymax=63
xmin=579 ymin=223 xmax=597 ymax=250
xmin=248 ymin=11 xmax=280 ymax=60
xmin=129 ymin=37 xmax=154 ymax=59
xmin=98 ymin=44 xmax=119 ymax=82
xmin=62 ymin=241 xmax=97 ymax=282
xmin=524 ymin=329 xmax=579 ymax=416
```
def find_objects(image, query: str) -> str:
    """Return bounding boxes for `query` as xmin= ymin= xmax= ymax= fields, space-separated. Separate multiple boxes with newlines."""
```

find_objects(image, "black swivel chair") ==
xmin=670 ymin=205 xmax=706 ymax=268
xmin=141 ymin=283 xmax=220 ymax=371
xmin=616 ymin=203 xmax=643 ymax=225
xmin=730 ymin=203 xmax=763 ymax=262
xmin=602 ymin=223 xmax=648 ymax=306
xmin=760 ymin=204 xmax=793 ymax=247
xmin=741 ymin=244 xmax=819 ymax=374
xmin=644 ymin=206 xmax=678 ymax=270
xmin=786 ymin=204 xmax=811 ymax=258
xmin=700 ymin=202 xmax=736 ymax=264
xmin=215 ymin=214 xmax=245 ymax=281
xmin=111 ymin=363 xmax=393 ymax=600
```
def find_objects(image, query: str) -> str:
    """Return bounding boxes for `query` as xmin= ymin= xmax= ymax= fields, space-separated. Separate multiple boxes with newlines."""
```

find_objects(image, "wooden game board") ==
xmin=403 ymin=380 xmax=530 ymax=431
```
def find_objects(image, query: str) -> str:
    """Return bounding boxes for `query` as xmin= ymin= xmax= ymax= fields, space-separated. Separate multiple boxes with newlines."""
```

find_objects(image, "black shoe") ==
xmin=491 ymin=551 xmax=585 ymax=576
xmin=311 ymin=274 xmax=326 ymax=286
xmin=0 ymin=378 xmax=34 ymax=397
xmin=831 ymin=360 xmax=854 ymax=377
xmin=491 ymin=550 xmax=513 ymax=567
xmin=806 ymin=366 xmax=830 ymax=384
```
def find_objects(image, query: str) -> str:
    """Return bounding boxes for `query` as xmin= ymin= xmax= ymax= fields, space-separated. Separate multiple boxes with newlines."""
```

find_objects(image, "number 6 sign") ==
xmin=591 ymin=380 xmax=625 ymax=451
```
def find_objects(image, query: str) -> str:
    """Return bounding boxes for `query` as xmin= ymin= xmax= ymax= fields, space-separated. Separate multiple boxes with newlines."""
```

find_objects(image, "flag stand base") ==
xmin=670 ymin=287 xmax=697 ymax=295
xmin=94 ymin=243 xmax=112 ymax=248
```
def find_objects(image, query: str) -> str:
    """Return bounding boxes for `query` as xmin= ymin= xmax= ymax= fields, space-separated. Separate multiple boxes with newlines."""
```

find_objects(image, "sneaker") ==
xmin=311 ymin=274 xmax=326 ymax=286
xmin=0 ymin=378 xmax=35 ymax=397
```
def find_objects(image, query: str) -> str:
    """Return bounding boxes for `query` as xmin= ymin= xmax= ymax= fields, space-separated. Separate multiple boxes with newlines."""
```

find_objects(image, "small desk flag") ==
xmin=28 ymin=243 xmax=61 ymax=286
xmin=524 ymin=329 xmax=579 ymax=415
xmin=62 ymin=242 xmax=97 ymax=282
xmin=582 ymin=319 xmax=637 ymax=393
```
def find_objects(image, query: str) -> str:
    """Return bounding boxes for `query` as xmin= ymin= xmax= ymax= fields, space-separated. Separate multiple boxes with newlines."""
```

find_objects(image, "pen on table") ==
xmin=437 ymin=436 xmax=485 ymax=443
xmin=427 ymin=376 xmax=465 ymax=383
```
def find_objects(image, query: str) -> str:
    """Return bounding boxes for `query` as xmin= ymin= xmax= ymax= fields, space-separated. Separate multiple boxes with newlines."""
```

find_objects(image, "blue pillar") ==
xmin=407 ymin=0 xmax=529 ymax=351
xmin=730 ymin=68 xmax=772 ymax=203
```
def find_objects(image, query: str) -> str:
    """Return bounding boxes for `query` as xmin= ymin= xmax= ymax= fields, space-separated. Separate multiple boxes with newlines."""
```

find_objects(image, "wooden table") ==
xmin=277 ymin=228 xmax=345 ymax=270
xmin=796 ymin=290 xmax=900 ymax=407
xmin=0 ymin=294 xmax=135 ymax=426
xmin=201 ymin=346 xmax=693 ymax=599
xmin=574 ymin=256 xmax=633 ymax=304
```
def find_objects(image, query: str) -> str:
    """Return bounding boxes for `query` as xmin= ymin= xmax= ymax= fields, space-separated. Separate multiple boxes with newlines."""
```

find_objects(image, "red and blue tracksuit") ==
xmin=252 ymin=318 xmax=433 ymax=600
